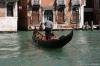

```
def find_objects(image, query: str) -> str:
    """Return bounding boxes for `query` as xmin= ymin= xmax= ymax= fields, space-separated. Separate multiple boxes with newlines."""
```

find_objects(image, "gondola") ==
xmin=32 ymin=30 xmax=73 ymax=48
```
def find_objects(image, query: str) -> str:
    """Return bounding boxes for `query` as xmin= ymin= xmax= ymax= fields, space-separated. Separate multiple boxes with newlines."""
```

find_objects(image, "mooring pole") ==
xmin=91 ymin=21 xmax=93 ymax=31
xmin=99 ymin=21 xmax=100 ymax=30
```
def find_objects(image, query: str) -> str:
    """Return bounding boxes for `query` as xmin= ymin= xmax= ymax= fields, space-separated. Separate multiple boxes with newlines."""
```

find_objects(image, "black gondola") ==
xmin=32 ymin=30 xmax=73 ymax=48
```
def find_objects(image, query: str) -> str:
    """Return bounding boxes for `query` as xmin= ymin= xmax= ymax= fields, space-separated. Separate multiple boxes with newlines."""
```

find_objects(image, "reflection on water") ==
xmin=0 ymin=33 xmax=20 ymax=58
xmin=0 ymin=30 xmax=100 ymax=66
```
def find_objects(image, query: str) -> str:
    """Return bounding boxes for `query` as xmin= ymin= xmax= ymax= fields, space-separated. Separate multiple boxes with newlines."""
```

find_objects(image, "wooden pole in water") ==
xmin=91 ymin=21 xmax=93 ymax=31
xmin=85 ymin=21 xmax=88 ymax=30
xmin=99 ymin=21 xmax=100 ymax=30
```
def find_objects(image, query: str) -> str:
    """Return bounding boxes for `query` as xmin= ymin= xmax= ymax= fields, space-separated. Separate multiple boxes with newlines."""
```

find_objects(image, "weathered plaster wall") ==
xmin=41 ymin=0 xmax=55 ymax=7
xmin=0 ymin=8 xmax=5 ymax=17
xmin=0 ymin=2 xmax=18 ymax=32
xmin=0 ymin=17 xmax=17 ymax=32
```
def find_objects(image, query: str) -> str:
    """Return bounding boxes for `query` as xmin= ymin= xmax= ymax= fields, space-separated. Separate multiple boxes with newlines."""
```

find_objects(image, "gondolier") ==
xmin=44 ymin=19 xmax=53 ymax=40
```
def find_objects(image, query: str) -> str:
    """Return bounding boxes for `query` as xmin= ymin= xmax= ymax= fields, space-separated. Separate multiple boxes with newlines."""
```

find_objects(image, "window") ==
xmin=7 ymin=2 xmax=14 ymax=16
xmin=85 ymin=0 xmax=93 ymax=8
xmin=0 ymin=1 xmax=5 ymax=8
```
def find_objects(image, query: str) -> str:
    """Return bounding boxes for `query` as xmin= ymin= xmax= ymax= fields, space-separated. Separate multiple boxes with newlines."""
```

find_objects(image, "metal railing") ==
xmin=57 ymin=0 xmax=65 ymax=5
xmin=72 ymin=0 xmax=80 ymax=6
xmin=33 ymin=0 xmax=39 ymax=5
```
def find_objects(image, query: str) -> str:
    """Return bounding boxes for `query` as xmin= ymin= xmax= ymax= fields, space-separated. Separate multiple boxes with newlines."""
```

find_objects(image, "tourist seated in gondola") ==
xmin=44 ymin=19 xmax=53 ymax=40
xmin=39 ymin=22 xmax=44 ymax=31
xmin=50 ymin=32 xmax=57 ymax=39
xmin=32 ymin=26 xmax=43 ymax=40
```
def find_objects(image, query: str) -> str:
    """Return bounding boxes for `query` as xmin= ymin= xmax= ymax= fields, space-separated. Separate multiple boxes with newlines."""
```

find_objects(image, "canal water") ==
xmin=0 ymin=30 xmax=100 ymax=66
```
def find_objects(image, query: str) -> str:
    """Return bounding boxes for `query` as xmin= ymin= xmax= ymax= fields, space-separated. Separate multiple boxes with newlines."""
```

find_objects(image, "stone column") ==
xmin=42 ymin=10 xmax=45 ymax=23
xmin=53 ymin=10 xmax=55 ymax=23
xmin=14 ymin=2 xmax=18 ymax=17
xmin=53 ymin=10 xmax=57 ymax=29
xmin=39 ymin=8 xmax=41 ymax=23
xmin=79 ymin=5 xmax=84 ymax=28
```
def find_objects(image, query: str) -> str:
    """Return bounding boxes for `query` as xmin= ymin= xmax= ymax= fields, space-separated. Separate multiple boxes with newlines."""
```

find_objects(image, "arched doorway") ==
xmin=44 ymin=10 xmax=53 ymax=22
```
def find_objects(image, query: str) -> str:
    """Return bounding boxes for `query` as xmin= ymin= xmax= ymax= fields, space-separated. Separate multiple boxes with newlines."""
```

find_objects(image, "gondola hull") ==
xmin=33 ymin=30 xmax=73 ymax=48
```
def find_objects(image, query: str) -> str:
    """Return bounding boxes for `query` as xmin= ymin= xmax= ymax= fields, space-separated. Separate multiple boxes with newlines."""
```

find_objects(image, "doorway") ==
xmin=44 ymin=10 xmax=53 ymax=22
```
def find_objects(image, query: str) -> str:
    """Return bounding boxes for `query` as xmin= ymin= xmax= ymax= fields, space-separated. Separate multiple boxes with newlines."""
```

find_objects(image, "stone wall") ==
xmin=0 ymin=17 xmax=17 ymax=32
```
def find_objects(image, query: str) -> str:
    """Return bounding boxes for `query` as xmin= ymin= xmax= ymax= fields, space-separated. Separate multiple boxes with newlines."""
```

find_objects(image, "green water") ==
xmin=0 ymin=30 xmax=100 ymax=66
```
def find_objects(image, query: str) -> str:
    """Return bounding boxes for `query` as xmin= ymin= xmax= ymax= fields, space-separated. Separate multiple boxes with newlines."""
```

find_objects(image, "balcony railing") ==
xmin=33 ymin=0 xmax=39 ymax=5
xmin=32 ymin=0 xmax=40 ymax=10
xmin=72 ymin=0 xmax=80 ymax=6
xmin=57 ymin=0 xmax=65 ymax=5
xmin=56 ymin=0 xmax=65 ymax=10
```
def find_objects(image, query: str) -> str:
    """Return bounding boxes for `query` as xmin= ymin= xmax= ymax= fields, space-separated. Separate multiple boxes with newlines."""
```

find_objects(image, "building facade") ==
xmin=18 ymin=0 xmax=85 ymax=30
xmin=84 ymin=0 xmax=100 ymax=26
xmin=0 ymin=0 xmax=18 ymax=32
xmin=94 ymin=0 xmax=100 ymax=25
xmin=84 ymin=0 xmax=94 ymax=25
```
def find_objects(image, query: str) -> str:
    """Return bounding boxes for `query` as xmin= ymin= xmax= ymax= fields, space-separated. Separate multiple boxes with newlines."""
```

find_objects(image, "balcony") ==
xmin=72 ymin=0 xmax=80 ymax=11
xmin=56 ymin=0 xmax=65 ymax=10
xmin=32 ymin=0 xmax=40 ymax=10
xmin=72 ymin=0 xmax=80 ymax=7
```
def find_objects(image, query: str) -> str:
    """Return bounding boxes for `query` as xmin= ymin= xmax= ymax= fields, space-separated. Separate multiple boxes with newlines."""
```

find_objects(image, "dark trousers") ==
xmin=45 ymin=28 xmax=52 ymax=40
